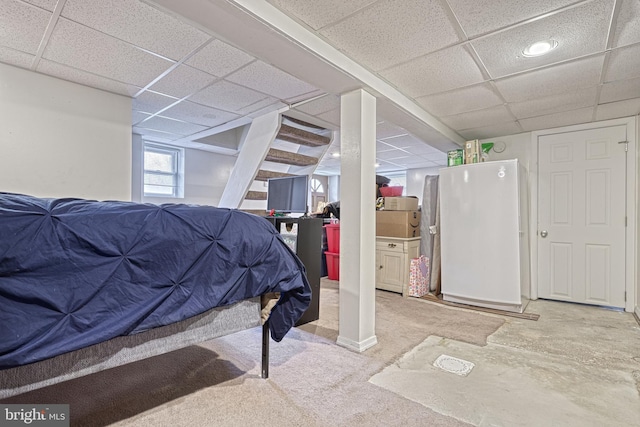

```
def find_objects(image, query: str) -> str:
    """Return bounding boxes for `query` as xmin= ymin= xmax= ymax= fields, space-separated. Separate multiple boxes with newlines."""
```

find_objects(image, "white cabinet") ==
xmin=375 ymin=236 xmax=421 ymax=297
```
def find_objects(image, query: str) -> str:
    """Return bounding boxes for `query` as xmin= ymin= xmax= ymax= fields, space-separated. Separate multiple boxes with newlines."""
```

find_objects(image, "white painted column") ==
xmin=218 ymin=110 xmax=281 ymax=209
xmin=337 ymin=89 xmax=378 ymax=352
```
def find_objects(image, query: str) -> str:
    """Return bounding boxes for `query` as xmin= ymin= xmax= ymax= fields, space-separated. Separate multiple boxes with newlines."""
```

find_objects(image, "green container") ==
xmin=447 ymin=149 xmax=463 ymax=166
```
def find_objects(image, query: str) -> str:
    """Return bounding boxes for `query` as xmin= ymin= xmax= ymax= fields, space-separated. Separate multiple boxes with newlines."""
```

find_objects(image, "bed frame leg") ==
xmin=261 ymin=319 xmax=269 ymax=379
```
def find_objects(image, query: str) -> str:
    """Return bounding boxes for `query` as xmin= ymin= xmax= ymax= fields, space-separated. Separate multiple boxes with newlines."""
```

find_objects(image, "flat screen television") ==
xmin=266 ymin=175 xmax=309 ymax=214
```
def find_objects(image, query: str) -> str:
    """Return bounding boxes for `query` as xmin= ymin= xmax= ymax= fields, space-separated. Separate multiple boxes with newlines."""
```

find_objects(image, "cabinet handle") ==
xmin=388 ymin=243 xmax=396 ymax=248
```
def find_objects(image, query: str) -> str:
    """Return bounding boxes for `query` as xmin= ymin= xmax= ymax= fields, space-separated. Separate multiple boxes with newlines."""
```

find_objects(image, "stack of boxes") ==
xmin=448 ymin=139 xmax=481 ymax=167
xmin=376 ymin=196 xmax=420 ymax=238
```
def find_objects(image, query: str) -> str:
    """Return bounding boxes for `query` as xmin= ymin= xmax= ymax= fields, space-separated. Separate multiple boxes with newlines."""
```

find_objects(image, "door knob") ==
xmin=540 ymin=230 xmax=548 ymax=238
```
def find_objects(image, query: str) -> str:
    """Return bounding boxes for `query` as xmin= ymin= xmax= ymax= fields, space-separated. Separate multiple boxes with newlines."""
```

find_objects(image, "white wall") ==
xmin=0 ymin=63 xmax=132 ymax=200
xmin=405 ymin=133 xmax=532 ymax=206
xmin=480 ymin=132 xmax=532 ymax=171
xmin=328 ymin=175 xmax=340 ymax=202
xmin=132 ymin=139 xmax=236 ymax=206
xmin=405 ymin=166 xmax=442 ymax=205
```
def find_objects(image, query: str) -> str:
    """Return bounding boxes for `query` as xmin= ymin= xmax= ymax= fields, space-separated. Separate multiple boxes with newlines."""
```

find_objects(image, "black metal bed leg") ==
xmin=261 ymin=319 xmax=269 ymax=379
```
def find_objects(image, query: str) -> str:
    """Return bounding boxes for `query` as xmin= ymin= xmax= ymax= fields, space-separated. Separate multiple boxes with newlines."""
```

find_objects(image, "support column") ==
xmin=336 ymin=89 xmax=378 ymax=352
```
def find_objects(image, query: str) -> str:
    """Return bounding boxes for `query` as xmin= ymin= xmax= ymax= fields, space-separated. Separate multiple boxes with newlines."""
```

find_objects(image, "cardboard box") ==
xmin=447 ymin=149 xmax=463 ymax=166
xmin=464 ymin=139 xmax=480 ymax=164
xmin=383 ymin=196 xmax=419 ymax=211
xmin=376 ymin=210 xmax=420 ymax=238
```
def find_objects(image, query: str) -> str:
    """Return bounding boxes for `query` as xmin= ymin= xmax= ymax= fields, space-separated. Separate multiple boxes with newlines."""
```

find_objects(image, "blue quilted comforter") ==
xmin=0 ymin=193 xmax=311 ymax=369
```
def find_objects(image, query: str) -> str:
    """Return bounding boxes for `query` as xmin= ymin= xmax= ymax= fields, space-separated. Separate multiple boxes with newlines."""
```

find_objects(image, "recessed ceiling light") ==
xmin=522 ymin=40 xmax=558 ymax=57
xmin=332 ymin=152 xmax=340 ymax=157
xmin=375 ymin=163 xmax=380 ymax=168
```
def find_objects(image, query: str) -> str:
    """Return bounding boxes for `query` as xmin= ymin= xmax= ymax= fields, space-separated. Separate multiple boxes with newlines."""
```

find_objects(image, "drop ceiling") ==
xmin=0 ymin=0 xmax=638 ymax=175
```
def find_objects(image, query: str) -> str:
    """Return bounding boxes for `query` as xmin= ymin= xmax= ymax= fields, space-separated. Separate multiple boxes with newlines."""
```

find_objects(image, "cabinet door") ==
xmin=377 ymin=249 xmax=404 ymax=293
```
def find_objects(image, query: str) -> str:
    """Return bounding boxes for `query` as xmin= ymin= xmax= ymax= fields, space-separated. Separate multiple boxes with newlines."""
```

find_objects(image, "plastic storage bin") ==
xmin=325 ymin=251 xmax=340 ymax=280
xmin=324 ymin=224 xmax=340 ymax=253
xmin=379 ymin=186 xmax=403 ymax=197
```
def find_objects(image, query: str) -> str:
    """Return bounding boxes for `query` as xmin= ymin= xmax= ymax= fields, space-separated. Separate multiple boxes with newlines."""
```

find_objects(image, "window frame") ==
xmin=143 ymin=143 xmax=183 ymax=198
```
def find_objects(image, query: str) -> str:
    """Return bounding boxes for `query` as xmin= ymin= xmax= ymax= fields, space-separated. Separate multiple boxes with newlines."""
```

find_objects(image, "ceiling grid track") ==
xmin=30 ymin=0 xmax=67 ymax=70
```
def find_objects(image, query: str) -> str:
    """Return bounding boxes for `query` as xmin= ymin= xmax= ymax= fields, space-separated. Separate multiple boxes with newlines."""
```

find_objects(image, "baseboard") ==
xmin=634 ymin=306 xmax=640 ymax=326
xmin=337 ymin=334 xmax=378 ymax=352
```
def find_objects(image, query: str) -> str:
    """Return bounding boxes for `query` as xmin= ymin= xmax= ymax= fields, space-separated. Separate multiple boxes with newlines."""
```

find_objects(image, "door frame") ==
xmin=530 ymin=117 xmax=637 ymax=312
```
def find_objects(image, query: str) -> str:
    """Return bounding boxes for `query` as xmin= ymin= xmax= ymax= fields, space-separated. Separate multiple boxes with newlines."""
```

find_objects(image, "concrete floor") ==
xmin=370 ymin=299 xmax=640 ymax=427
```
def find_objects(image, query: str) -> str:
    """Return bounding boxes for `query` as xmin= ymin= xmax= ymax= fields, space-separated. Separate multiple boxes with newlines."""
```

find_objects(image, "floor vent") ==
xmin=433 ymin=354 xmax=475 ymax=376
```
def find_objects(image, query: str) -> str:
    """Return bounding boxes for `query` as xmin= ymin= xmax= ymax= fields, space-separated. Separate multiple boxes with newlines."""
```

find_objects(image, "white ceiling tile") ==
xmin=0 ymin=45 xmax=34 ymax=69
xmin=132 ymin=126 xmax=182 ymax=142
xmin=61 ymin=0 xmax=210 ymax=60
xmin=317 ymin=108 xmax=341 ymax=126
xmin=226 ymin=60 xmax=318 ymax=100
xmin=238 ymin=98 xmax=286 ymax=117
xmin=37 ymin=59 xmax=141 ymax=96
xmin=21 ymin=0 xmax=57 ymax=11
xmin=379 ymin=134 xmax=423 ymax=148
xmin=268 ymin=0 xmax=376 ymax=30
xmin=416 ymin=83 xmax=503 ymax=116
xmin=293 ymin=94 xmax=340 ymax=116
xmin=132 ymin=111 xmax=151 ymax=126
xmin=441 ymin=105 xmax=515 ymax=130
xmin=471 ymin=0 xmax=612 ymax=78
xmin=0 ymin=0 xmax=51 ymax=54
xmin=190 ymin=80 xmax=268 ymax=112
xmin=379 ymin=45 xmax=485 ymax=97
xmin=518 ymin=107 xmax=594 ymax=131
xmin=599 ymin=77 xmax=640 ymax=103
xmin=376 ymin=161 xmax=406 ymax=173
xmin=319 ymin=0 xmax=461 ymax=71
xmin=133 ymin=90 xmax=179 ymax=114
xmin=161 ymin=101 xmax=240 ymax=127
xmin=447 ymin=0 xmax=579 ymax=37
xmin=391 ymin=156 xmax=434 ymax=166
xmin=148 ymin=65 xmax=217 ymax=99
xmin=420 ymin=152 xmax=448 ymax=162
xmin=377 ymin=141 xmax=399 ymax=152
xmin=137 ymin=115 xmax=208 ymax=136
xmin=185 ymin=39 xmax=255 ymax=77
xmin=494 ymin=55 xmax=604 ymax=102
xmin=611 ymin=0 xmax=640 ymax=47
xmin=457 ymin=121 xmax=523 ymax=140
xmin=595 ymin=98 xmax=640 ymax=121
xmin=43 ymin=18 xmax=173 ymax=87
xmin=509 ymin=87 xmax=598 ymax=119
xmin=376 ymin=121 xmax=409 ymax=139
xmin=377 ymin=149 xmax=410 ymax=160
xmin=406 ymin=144 xmax=443 ymax=156
xmin=605 ymin=43 xmax=640 ymax=82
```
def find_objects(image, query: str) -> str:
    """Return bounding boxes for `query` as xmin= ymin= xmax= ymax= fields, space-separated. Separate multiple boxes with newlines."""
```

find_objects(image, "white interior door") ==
xmin=537 ymin=125 xmax=627 ymax=308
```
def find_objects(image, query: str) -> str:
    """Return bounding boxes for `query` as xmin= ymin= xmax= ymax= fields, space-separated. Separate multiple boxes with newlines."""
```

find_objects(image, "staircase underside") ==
xmin=239 ymin=115 xmax=333 ymax=213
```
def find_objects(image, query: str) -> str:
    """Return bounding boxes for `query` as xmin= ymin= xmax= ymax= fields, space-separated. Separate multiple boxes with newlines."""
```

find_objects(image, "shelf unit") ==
xmin=266 ymin=216 xmax=322 ymax=326
xmin=375 ymin=236 xmax=421 ymax=297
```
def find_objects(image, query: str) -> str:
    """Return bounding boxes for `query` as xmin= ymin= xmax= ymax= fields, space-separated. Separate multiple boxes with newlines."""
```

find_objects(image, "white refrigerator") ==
xmin=439 ymin=159 xmax=530 ymax=313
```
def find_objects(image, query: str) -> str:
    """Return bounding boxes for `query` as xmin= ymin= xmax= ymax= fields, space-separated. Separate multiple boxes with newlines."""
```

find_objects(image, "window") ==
xmin=143 ymin=143 xmax=182 ymax=198
xmin=310 ymin=178 xmax=324 ymax=193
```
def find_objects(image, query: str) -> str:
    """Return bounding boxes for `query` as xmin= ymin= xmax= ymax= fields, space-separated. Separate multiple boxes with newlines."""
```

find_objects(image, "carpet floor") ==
xmin=2 ymin=279 xmax=507 ymax=426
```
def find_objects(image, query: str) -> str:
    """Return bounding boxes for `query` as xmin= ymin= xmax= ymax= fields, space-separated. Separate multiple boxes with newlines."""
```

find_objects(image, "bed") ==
xmin=0 ymin=193 xmax=311 ymax=398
